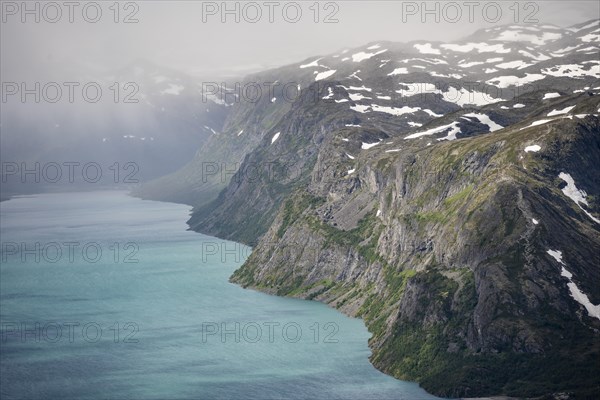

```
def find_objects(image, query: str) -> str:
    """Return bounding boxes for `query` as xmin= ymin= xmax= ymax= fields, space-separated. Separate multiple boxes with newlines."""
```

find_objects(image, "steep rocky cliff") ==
xmin=137 ymin=20 xmax=600 ymax=398
xmin=232 ymin=108 xmax=600 ymax=397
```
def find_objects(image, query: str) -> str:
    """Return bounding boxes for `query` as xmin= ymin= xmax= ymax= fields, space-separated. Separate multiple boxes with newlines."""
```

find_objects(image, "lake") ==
xmin=0 ymin=191 xmax=439 ymax=399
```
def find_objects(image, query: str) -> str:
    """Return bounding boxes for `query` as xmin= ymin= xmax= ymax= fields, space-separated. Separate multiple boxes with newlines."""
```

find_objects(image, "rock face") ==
xmin=138 ymin=19 xmax=600 ymax=398
xmin=232 ymin=111 xmax=600 ymax=397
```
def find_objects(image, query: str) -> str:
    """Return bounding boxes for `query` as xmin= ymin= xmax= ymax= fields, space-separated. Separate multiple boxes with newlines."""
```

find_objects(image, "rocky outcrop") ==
xmin=232 ymin=112 xmax=600 ymax=398
xmin=136 ymin=20 xmax=600 ymax=398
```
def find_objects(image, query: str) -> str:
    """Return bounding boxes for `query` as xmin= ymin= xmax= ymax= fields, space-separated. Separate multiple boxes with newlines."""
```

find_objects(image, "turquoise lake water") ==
xmin=0 ymin=191 xmax=439 ymax=399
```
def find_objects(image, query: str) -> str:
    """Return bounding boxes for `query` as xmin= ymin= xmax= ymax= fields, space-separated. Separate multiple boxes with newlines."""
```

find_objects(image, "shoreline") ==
xmin=135 ymin=191 xmax=572 ymax=400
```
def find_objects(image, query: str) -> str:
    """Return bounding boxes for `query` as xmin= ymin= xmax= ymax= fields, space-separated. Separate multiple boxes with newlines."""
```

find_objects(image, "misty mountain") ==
xmin=1 ymin=60 xmax=229 ymax=197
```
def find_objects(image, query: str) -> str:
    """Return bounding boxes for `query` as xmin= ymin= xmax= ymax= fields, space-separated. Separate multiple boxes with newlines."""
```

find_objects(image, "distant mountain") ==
xmin=146 ymin=19 xmax=600 ymax=397
xmin=1 ymin=60 xmax=230 ymax=197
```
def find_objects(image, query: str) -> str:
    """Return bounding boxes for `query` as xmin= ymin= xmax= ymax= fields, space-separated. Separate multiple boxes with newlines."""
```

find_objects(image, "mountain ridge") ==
xmin=135 ymin=19 xmax=600 ymax=398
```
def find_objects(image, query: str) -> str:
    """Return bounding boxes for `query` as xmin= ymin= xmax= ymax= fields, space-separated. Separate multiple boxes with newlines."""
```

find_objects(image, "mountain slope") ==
xmin=155 ymin=19 xmax=599 ymax=234
xmin=232 ymin=107 xmax=600 ymax=397
xmin=139 ymin=19 xmax=600 ymax=397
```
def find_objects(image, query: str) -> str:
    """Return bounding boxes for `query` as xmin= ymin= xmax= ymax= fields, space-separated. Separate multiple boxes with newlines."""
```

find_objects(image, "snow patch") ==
xmin=543 ymin=92 xmax=561 ymax=100
xmin=315 ymin=70 xmax=337 ymax=81
xmin=349 ymin=93 xmax=372 ymax=101
xmin=204 ymin=126 xmax=217 ymax=135
xmin=361 ymin=140 xmax=381 ymax=150
xmin=405 ymin=121 xmax=461 ymax=140
xmin=556 ymin=262 xmax=600 ymax=320
xmin=402 ymin=57 xmax=447 ymax=65
xmin=559 ymin=172 xmax=600 ymax=224
xmin=520 ymin=117 xmax=571 ymax=130
xmin=553 ymin=45 xmax=581 ymax=54
xmin=388 ymin=67 xmax=409 ymax=76
xmin=558 ymin=174 xmax=589 ymax=205
xmin=524 ymin=145 xmax=541 ymax=153
xmin=547 ymin=249 xmax=563 ymax=264
xmin=542 ymin=64 xmax=600 ymax=79
xmin=430 ymin=72 xmax=463 ymax=79
xmin=423 ymin=109 xmax=443 ymax=118
xmin=518 ymin=50 xmax=550 ymax=61
xmin=441 ymin=42 xmax=511 ymax=53
xmin=300 ymin=58 xmax=322 ymax=68
xmin=371 ymin=104 xmax=421 ymax=116
xmin=348 ymin=71 xmax=362 ymax=81
xmin=496 ymin=60 xmax=532 ymax=69
xmin=349 ymin=85 xmax=372 ymax=92
xmin=414 ymin=43 xmax=441 ymax=55
xmin=350 ymin=105 xmax=370 ymax=113
xmin=352 ymin=49 xmax=388 ymax=62
xmin=576 ymin=46 xmax=600 ymax=53
xmin=462 ymin=113 xmax=503 ymax=132
xmin=397 ymin=82 xmax=501 ymax=107
xmin=271 ymin=132 xmax=281 ymax=144
xmin=486 ymin=73 xmax=546 ymax=88
xmin=580 ymin=33 xmax=600 ymax=43
xmin=547 ymin=106 xmax=575 ymax=116
xmin=458 ymin=61 xmax=484 ymax=68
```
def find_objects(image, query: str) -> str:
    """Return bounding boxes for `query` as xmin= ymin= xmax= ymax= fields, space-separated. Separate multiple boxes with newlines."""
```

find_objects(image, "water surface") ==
xmin=0 ymin=191 xmax=439 ymax=399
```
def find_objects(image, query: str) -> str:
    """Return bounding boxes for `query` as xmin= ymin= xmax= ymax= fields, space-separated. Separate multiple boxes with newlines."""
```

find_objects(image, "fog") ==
xmin=2 ymin=1 xmax=598 ymax=188
xmin=2 ymin=1 xmax=599 ymax=81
